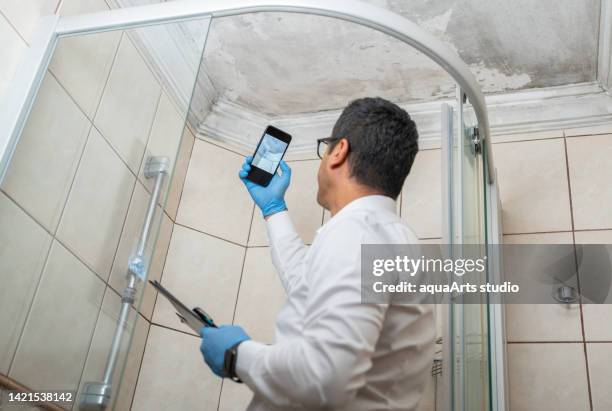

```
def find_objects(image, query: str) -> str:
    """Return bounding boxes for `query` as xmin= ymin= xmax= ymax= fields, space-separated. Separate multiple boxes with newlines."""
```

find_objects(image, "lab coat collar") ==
xmin=318 ymin=195 xmax=397 ymax=234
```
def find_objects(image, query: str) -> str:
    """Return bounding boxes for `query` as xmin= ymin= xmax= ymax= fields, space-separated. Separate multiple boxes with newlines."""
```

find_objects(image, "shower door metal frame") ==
xmin=0 ymin=0 xmax=503 ymax=409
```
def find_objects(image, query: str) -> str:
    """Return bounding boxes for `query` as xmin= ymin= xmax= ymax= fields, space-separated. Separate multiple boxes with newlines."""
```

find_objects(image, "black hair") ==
xmin=330 ymin=97 xmax=419 ymax=199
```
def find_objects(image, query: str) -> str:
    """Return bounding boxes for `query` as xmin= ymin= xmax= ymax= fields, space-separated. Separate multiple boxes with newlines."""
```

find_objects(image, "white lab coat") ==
xmin=236 ymin=195 xmax=435 ymax=411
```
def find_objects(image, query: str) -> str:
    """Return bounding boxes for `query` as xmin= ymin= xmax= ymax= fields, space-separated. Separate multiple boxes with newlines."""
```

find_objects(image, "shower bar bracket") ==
xmin=80 ymin=155 xmax=169 ymax=411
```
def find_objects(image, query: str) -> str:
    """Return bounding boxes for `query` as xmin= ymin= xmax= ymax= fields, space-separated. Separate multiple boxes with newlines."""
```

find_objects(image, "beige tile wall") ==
xmin=494 ymin=128 xmax=612 ymax=410
xmin=142 ymin=139 xmax=442 ymax=410
xmin=0 ymin=3 xmax=193 ymax=410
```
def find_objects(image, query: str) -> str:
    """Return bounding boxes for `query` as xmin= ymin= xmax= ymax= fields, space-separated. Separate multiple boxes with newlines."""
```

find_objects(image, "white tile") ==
xmin=166 ymin=127 xmax=195 ymax=220
xmin=587 ymin=343 xmax=612 ymax=411
xmin=493 ymin=138 xmax=572 ymax=234
xmin=75 ymin=288 xmax=149 ymax=411
xmin=0 ymin=0 xmax=59 ymax=42
xmin=153 ymin=224 xmax=245 ymax=334
xmin=218 ymin=380 xmax=254 ymax=411
xmin=2 ymin=73 xmax=90 ymax=232
xmin=249 ymin=160 xmax=323 ymax=246
xmin=0 ymin=192 xmax=51 ymax=373
xmin=503 ymin=232 xmax=582 ymax=342
xmin=132 ymin=325 xmax=222 ymax=410
xmin=108 ymin=182 xmax=172 ymax=320
xmin=139 ymin=92 xmax=185 ymax=194
xmin=0 ymin=12 xmax=26 ymax=99
xmin=57 ymin=127 xmax=135 ymax=279
xmin=507 ymin=343 xmax=589 ymax=411
xmin=234 ymin=248 xmax=285 ymax=343
xmin=177 ymin=140 xmax=254 ymax=245
xmin=49 ymin=9 xmax=121 ymax=118
xmin=94 ymin=35 xmax=161 ymax=172
xmin=401 ymin=149 xmax=441 ymax=239
xmin=566 ymin=134 xmax=612 ymax=230
xmin=9 ymin=241 xmax=105 ymax=392
xmin=574 ymin=230 xmax=612 ymax=341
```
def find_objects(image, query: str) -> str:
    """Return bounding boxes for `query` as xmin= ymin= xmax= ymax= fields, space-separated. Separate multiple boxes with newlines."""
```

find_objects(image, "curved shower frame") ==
xmin=0 ymin=0 xmax=503 ymax=410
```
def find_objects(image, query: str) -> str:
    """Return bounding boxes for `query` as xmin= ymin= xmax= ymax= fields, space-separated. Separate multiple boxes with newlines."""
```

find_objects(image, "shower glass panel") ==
xmin=0 ymin=15 xmax=211 ymax=410
xmin=450 ymin=93 xmax=491 ymax=411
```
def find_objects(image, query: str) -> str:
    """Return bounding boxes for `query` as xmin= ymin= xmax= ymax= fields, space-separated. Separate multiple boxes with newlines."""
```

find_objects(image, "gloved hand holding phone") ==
xmin=239 ymin=156 xmax=292 ymax=217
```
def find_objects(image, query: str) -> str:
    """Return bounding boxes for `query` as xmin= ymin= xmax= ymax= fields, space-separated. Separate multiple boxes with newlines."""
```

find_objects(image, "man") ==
xmin=200 ymin=97 xmax=435 ymax=410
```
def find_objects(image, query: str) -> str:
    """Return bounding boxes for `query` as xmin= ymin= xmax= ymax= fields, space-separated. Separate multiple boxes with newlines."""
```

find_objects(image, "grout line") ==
xmin=0 ymin=9 xmax=29 ymax=46
xmin=490 ymin=135 xmax=565 ymax=145
xmin=231 ymin=204 xmax=255 ymax=325
xmin=197 ymin=137 xmax=250 ymax=157
xmin=168 ymin=131 xmax=196 ymax=223
xmin=6 ymin=233 xmax=55 ymax=374
xmin=150 ymin=321 xmax=198 ymax=338
xmin=563 ymin=136 xmax=594 ymax=411
xmin=506 ymin=340 xmax=585 ymax=344
xmin=173 ymin=222 xmax=249 ymax=248
xmin=502 ymin=229 xmax=574 ymax=237
xmin=129 ymin=316 xmax=152 ymax=410
xmin=148 ymin=221 xmax=175 ymax=324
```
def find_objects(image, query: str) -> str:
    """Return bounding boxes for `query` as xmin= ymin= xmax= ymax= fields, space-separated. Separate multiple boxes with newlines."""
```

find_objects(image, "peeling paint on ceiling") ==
xmin=113 ymin=0 xmax=600 ymax=118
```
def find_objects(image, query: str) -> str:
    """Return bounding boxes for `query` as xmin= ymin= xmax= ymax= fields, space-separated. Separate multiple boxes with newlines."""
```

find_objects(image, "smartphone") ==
xmin=247 ymin=125 xmax=292 ymax=187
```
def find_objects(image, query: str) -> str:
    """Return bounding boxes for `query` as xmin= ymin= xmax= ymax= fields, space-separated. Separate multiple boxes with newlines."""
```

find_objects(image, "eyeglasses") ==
xmin=316 ymin=137 xmax=340 ymax=159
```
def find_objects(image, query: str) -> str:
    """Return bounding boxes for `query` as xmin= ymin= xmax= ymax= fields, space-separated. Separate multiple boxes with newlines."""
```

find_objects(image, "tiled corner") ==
xmin=9 ymin=241 xmax=105 ymax=392
xmin=493 ymin=138 xmax=572 ymax=234
xmin=503 ymin=232 xmax=582 ymax=342
xmin=218 ymin=380 xmax=254 ymax=411
xmin=49 ymin=31 xmax=120 ymax=119
xmin=152 ymin=224 xmax=245 ymax=334
xmin=165 ymin=127 xmax=195 ymax=220
xmin=138 ymin=92 xmax=186 ymax=194
xmin=132 ymin=325 xmax=222 ymax=410
xmin=566 ymin=134 xmax=612 ymax=230
xmin=234 ymin=247 xmax=285 ymax=343
xmin=507 ymin=343 xmax=590 ymax=411
xmin=587 ymin=343 xmax=612 ymax=411
xmin=0 ymin=12 xmax=27 ymax=99
xmin=401 ymin=149 xmax=441 ymax=239
xmin=0 ymin=0 xmax=59 ymax=42
xmin=0 ymin=192 xmax=52 ymax=374
xmin=1 ymin=73 xmax=90 ymax=232
xmin=491 ymin=129 xmax=564 ymax=144
xmin=56 ymin=127 xmax=135 ymax=280
xmin=94 ymin=34 xmax=161 ymax=173
xmin=574 ymin=229 xmax=612 ymax=341
xmin=177 ymin=140 xmax=254 ymax=245
xmin=75 ymin=288 xmax=149 ymax=411
xmin=249 ymin=159 xmax=323 ymax=246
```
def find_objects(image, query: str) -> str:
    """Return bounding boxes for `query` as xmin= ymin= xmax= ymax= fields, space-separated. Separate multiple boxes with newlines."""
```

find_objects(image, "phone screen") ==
xmin=252 ymin=133 xmax=288 ymax=174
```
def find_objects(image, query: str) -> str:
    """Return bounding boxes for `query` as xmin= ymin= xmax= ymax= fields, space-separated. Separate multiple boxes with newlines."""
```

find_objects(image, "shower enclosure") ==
xmin=0 ymin=0 xmax=504 ymax=410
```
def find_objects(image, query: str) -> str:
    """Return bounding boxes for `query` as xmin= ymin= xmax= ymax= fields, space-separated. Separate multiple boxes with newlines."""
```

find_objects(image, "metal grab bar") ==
xmin=80 ymin=156 xmax=169 ymax=411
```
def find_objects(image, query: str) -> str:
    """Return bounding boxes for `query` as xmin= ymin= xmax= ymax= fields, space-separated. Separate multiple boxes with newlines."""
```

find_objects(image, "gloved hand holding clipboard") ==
xmin=149 ymin=280 xmax=217 ymax=331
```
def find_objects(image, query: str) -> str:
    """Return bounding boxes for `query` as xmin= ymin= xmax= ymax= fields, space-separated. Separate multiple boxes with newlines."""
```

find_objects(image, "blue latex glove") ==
xmin=199 ymin=325 xmax=251 ymax=378
xmin=238 ymin=156 xmax=291 ymax=217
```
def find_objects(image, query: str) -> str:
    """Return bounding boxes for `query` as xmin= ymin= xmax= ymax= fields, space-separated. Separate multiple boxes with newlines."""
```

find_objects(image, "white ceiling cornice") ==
xmin=197 ymin=81 xmax=612 ymax=158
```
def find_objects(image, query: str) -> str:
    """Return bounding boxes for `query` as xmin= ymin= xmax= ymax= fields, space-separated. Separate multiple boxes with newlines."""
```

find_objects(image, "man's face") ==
xmin=316 ymin=148 xmax=331 ymax=209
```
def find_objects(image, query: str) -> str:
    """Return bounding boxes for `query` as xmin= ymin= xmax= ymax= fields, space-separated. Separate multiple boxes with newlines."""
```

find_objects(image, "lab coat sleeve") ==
xmin=236 ymin=219 xmax=388 ymax=409
xmin=265 ymin=211 xmax=309 ymax=293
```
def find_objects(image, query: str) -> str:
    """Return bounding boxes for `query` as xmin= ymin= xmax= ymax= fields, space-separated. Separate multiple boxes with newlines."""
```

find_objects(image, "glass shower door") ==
xmin=0 ymin=13 xmax=211 ymax=410
xmin=448 ymin=89 xmax=491 ymax=411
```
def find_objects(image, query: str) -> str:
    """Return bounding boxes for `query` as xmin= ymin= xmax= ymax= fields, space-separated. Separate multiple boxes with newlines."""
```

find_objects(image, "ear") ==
xmin=327 ymin=138 xmax=350 ymax=169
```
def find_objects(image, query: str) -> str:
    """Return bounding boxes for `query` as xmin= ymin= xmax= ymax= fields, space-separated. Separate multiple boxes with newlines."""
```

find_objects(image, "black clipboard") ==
xmin=149 ymin=280 xmax=217 ymax=332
